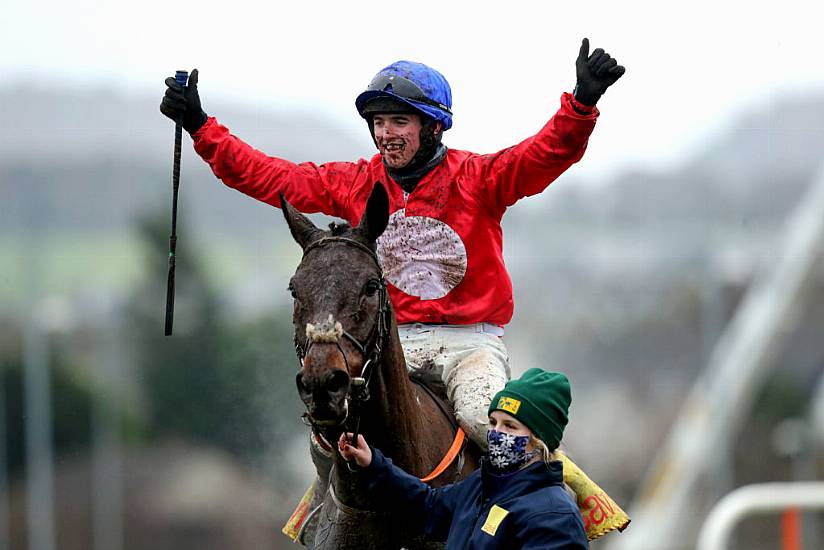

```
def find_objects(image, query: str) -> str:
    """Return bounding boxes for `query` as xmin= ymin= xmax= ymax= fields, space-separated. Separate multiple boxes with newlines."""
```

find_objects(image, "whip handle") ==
xmin=164 ymin=70 xmax=188 ymax=335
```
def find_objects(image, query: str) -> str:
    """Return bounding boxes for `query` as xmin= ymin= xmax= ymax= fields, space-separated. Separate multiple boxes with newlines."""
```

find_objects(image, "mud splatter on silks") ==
xmin=377 ymin=209 xmax=467 ymax=300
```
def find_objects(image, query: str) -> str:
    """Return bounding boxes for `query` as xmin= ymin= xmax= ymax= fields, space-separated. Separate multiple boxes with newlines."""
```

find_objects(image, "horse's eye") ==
xmin=364 ymin=279 xmax=381 ymax=297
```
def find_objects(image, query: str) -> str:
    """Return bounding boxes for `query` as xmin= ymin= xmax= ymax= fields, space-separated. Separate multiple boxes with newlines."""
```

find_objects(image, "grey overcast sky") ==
xmin=3 ymin=0 xmax=822 ymax=183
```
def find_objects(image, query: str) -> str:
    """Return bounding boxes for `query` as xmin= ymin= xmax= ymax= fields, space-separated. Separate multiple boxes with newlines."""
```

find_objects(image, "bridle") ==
xmin=293 ymin=236 xmax=391 ymax=447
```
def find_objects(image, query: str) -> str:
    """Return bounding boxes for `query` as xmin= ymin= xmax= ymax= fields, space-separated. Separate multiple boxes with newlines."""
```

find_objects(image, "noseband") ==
xmin=294 ymin=237 xmax=391 ymax=443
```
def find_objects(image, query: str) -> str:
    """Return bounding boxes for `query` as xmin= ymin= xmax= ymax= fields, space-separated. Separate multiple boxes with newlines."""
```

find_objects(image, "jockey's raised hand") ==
xmin=160 ymin=68 xmax=208 ymax=134
xmin=338 ymin=433 xmax=372 ymax=468
xmin=573 ymin=37 xmax=626 ymax=106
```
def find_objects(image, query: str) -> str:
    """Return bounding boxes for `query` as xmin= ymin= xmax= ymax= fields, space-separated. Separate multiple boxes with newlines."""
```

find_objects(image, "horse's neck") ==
xmin=360 ymin=327 xmax=425 ymax=472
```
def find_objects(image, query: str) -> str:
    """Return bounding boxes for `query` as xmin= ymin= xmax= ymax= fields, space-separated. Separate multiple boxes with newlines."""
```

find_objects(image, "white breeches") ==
xmin=398 ymin=323 xmax=510 ymax=450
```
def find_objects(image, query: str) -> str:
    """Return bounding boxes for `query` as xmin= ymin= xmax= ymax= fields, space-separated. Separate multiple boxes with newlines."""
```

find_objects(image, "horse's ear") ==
xmin=280 ymin=192 xmax=320 ymax=250
xmin=357 ymin=182 xmax=389 ymax=242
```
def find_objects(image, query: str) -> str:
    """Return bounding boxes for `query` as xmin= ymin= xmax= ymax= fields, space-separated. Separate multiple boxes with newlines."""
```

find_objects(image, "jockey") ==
xmin=160 ymin=38 xmax=625 ymax=452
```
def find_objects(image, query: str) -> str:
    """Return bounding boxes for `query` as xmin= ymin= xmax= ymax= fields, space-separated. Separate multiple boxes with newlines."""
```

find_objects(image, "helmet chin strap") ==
xmin=409 ymin=118 xmax=443 ymax=166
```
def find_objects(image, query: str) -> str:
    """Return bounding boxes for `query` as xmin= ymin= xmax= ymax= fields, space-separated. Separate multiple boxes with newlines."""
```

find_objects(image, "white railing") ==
xmin=696 ymin=482 xmax=824 ymax=550
xmin=611 ymin=166 xmax=824 ymax=550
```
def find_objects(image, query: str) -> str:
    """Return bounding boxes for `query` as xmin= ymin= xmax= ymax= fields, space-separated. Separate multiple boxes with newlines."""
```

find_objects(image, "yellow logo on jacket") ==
xmin=481 ymin=505 xmax=510 ymax=536
xmin=497 ymin=397 xmax=521 ymax=415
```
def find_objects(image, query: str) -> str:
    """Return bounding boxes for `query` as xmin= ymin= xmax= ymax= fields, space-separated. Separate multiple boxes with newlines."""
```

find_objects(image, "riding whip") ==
xmin=164 ymin=70 xmax=188 ymax=336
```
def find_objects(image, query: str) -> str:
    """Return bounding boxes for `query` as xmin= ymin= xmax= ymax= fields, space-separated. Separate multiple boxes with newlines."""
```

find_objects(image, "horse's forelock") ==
xmin=327 ymin=221 xmax=351 ymax=236
xmin=321 ymin=222 xmax=378 ymax=255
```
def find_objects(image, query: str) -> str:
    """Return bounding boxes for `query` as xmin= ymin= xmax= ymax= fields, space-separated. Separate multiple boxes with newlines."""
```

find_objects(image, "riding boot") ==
xmin=444 ymin=348 xmax=509 ymax=451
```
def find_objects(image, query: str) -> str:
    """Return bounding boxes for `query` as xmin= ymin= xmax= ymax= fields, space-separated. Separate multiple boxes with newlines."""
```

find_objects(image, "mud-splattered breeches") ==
xmin=399 ymin=323 xmax=510 ymax=450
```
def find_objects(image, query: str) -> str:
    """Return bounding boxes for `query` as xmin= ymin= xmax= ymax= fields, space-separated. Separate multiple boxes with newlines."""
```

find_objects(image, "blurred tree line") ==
xmin=2 ymin=208 xmax=302 ymax=481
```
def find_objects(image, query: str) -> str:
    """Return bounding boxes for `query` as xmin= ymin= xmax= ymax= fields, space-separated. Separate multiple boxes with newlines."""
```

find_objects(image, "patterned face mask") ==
xmin=486 ymin=429 xmax=538 ymax=474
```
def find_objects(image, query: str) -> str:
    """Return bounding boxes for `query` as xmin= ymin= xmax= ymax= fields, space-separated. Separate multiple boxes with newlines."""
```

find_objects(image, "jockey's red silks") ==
xmin=192 ymin=93 xmax=598 ymax=327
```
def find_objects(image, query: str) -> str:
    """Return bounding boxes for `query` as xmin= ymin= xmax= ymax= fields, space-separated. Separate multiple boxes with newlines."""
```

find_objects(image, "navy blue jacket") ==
xmin=364 ymin=448 xmax=588 ymax=549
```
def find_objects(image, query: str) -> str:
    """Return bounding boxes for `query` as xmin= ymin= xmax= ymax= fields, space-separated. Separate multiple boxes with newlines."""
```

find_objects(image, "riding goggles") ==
xmin=366 ymin=74 xmax=453 ymax=116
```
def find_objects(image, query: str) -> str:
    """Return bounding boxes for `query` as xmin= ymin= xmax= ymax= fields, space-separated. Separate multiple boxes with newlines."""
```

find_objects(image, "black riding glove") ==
xmin=159 ymin=68 xmax=208 ymax=134
xmin=573 ymin=38 xmax=626 ymax=107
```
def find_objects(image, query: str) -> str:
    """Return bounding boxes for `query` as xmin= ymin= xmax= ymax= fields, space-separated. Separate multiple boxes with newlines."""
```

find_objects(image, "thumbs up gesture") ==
xmin=574 ymin=38 xmax=625 ymax=107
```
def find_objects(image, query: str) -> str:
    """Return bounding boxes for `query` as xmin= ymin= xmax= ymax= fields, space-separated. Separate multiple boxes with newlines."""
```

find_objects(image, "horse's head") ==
xmin=281 ymin=184 xmax=390 ymax=428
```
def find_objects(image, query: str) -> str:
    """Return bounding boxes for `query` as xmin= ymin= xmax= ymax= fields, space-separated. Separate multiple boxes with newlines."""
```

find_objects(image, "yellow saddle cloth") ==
xmin=560 ymin=453 xmax=631 ymax=540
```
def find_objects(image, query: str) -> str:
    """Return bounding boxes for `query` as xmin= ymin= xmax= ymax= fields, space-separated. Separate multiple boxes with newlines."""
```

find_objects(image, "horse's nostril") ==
xmin=296 ymin=372 xmax=311 ymax=398
xmin=327 ymin=370 xmax=350 ymax=394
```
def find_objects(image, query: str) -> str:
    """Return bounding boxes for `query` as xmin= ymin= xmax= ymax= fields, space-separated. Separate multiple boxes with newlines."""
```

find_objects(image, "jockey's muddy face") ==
xmin=372 ymin=112 xmax=423 ymax=169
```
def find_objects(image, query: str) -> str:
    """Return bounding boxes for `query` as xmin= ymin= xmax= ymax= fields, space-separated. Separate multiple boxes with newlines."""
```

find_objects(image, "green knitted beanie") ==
xmin=487 ymin=368 xmax=571 ymax=450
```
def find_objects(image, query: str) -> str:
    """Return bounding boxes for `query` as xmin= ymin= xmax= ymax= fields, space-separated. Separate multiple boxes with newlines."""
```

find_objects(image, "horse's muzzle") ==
xmin=296 ymin=368 xmax=351 ymax=424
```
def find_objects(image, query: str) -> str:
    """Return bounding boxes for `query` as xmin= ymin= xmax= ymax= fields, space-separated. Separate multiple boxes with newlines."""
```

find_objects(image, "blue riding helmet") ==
xmin=355 ymin=60 xmax=453 ymax=131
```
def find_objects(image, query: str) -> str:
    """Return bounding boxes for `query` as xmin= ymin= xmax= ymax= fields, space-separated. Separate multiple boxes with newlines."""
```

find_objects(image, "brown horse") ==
xmin=281 ymin=183 xmax=478 ymax=549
